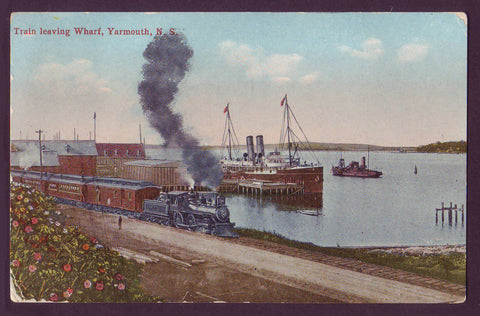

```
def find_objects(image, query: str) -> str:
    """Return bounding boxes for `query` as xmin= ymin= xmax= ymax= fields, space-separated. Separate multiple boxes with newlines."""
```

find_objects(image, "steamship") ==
xmin=331 ymin=156 xmax=382 ymax=178
xmin=220 ymin=95 xmax=323 ymax=194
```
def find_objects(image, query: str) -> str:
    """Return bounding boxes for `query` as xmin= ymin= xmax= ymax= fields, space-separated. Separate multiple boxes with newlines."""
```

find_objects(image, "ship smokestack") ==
xmin=361 ymin=156 xmax=366 ymax=168
xmin=256 ymin=135 xmax=265 ymax=160
xmin=246 ymin=135 xmax=256 ymax=162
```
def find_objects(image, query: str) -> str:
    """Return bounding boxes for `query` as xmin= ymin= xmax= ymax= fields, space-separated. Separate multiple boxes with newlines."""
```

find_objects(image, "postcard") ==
xmin=10 ymin=12 xmax=466 ymax=303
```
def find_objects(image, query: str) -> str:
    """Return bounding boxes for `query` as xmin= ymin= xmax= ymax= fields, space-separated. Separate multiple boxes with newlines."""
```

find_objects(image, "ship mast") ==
xmin=285 ymin=95 xmax=293 ymax=166
xmin=279 ymin=94 xmax=320 ymax=166
xmin=221 ymin=103 xmax=240 ymax=160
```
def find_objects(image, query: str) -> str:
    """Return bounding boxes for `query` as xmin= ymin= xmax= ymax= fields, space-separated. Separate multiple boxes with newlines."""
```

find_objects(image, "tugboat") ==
xmin=220 ymin=95 xmax=324 ymax=194
xmin=331 ymin=156 xmax=382 ymax=178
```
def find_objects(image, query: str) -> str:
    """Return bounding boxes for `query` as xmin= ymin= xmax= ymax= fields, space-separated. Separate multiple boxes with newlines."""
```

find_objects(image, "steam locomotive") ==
xmin=10 ymin=169 xmax=237 ymax=237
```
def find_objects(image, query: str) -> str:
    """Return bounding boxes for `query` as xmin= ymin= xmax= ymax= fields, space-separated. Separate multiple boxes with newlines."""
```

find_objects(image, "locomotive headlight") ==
xmin=215 ymin=206 xmax=230 ymax=222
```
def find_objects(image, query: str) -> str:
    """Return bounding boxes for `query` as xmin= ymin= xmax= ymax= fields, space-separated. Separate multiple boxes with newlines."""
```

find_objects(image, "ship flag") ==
xmin=223 ymin=104 xmax=229 ymax=114
xmin=281 ymin=95 xmax=287 ymax=106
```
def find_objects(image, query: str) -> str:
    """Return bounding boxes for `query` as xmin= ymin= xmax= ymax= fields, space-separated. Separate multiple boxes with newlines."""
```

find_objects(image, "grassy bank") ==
xmin=235 ymin=228 xmax=466 ymax=285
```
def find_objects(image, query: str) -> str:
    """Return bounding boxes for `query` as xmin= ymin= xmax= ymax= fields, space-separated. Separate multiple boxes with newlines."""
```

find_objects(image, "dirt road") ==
xmin=62 ymin=205 xmax=465 ymax=303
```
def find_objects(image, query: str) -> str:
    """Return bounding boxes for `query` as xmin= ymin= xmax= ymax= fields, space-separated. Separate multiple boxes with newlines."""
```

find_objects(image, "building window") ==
xmin=114 ymin=149 xmax=118 ymax=156
xmin=137 ymin=150 xmax=140 ymax=156
xmin=104 ymin=149 xmax=107 ymax=156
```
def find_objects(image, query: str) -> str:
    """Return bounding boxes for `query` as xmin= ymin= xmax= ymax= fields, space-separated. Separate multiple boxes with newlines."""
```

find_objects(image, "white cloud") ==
xmin=271 ymin=77 xmax=292 ymax=85
xmin=34 ymin=59 xmax=111 ymax=95
xmin=299 ymin=72 xmax=320 ymax=84
xmin=264 ymin=54 xmax=303 ymax=76
xmin=397 ymin=43 xmax=429 ymax=63
xmin=219 ymin=41 xmax=302 ymax=81
xmin=339 ymin=37 xmax=384 ymax=60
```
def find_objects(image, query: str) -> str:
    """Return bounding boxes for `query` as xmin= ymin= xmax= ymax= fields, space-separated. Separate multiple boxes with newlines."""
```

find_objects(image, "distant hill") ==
xmin=416 ymin=141 xmax=466 ymax=153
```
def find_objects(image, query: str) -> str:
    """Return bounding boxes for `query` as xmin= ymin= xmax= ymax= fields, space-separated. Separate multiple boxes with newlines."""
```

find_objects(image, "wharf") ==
xmin=220 ymin=179 xmax=305 ymax=196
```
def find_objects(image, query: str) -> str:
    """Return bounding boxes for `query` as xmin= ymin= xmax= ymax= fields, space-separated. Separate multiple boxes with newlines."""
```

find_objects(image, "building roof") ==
xmin=10 ymin=141 xmax=60 ymax=167
xmin=11 ymin=140 xmax=98 ymax=156
xmin=96 ymin=143 xmax=145 ymax=158
xmin=123 ymin=159 xmax=182 ymax=168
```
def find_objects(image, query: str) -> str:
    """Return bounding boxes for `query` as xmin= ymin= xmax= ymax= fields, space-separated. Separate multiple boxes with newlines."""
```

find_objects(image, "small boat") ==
xmin=331 ymin=156 xmax=382 ymax=178
xmin=296 ymin=209 xmax=321 ymax=216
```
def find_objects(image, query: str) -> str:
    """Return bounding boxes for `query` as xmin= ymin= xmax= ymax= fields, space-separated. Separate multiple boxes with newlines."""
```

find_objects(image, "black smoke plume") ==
xmin=138 ymin=34 xmax=223 ymax=188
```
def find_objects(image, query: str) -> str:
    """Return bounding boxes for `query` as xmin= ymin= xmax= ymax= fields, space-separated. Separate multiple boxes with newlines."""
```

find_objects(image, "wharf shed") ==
xmin=10 ymin=140 xmax=97 ymax=176
xmin=122 ymin=159 xmax=191 ymax=190
xmin=96 ymin=143 xmax=146 ymax=177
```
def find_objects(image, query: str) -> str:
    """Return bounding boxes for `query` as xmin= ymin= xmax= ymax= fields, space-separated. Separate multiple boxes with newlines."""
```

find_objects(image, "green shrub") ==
xmin=10 ymin=182 xmax=161 ymax=303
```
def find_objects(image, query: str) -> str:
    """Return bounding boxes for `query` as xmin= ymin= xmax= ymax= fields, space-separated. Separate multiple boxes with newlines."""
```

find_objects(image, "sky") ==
xmin=10 ymin=12 xmax=467 ymax=147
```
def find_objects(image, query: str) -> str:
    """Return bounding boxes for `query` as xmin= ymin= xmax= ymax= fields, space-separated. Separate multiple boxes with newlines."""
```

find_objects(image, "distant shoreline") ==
xmin=146 ymin=141 xmax=466 ymax=154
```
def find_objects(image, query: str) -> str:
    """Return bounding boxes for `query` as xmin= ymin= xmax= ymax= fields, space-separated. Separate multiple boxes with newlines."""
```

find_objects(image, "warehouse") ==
xmin=122 ymin=159 xmax=192 ymax=191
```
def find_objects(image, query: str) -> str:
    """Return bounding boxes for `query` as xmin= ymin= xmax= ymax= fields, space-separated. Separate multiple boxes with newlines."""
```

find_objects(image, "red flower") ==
xmin=82 ymin=244 xmax=90 ymax=251
xmin=117 ymin=283 xmax=125 ymax=290
xmin=98 ymin=267 xmax=106 ymax=274
xmin=24 ymin=226 xmax=33 ymax=234
xmin=16 ymin=195 xmax=23 ymax=200
xmin=31 ymin=217 xmax=38 ymax=225
xmin=63 ymin=263 xmax=72 ymax=272
xmin=90 ymin=237 xmax=98 ymax=244
xmin=63 ymin=288 xmax=74 ymax=298
xmin=12 ymin=220 xmax=19 ymax=228
xmin=49 ymin=293 xmax=58 ymax=302
xmin=114 ymin=273 xmax=124 ymax=281
xmin=28 ymin=265 xmax=37 ymax=273
xmin=12 ymin=260 xmax=20 ymax=267
xmin=95 ymin=282 xmax=104 ymax=291
xmin=39 ymin=235 xmax=49 ymax=244
xmin=33 ymin=252 xmax=42 ymax=261
xmin=83 ymin=280 xmax=92 ymax=289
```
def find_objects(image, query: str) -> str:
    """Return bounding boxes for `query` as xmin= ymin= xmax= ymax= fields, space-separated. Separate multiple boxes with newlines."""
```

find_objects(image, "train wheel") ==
xmin=173 ymin=211 xmax=184 ymax=228
xmin=186 ymin=214 xmax=196 ymax=230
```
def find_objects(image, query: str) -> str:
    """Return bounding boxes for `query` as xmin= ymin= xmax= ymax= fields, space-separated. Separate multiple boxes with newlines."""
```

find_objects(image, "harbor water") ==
xmin=147 ymin=148 xmax=466 ymax=247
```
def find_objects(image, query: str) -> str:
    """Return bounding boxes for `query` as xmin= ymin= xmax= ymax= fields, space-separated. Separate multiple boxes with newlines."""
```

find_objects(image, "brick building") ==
xmin=95 ymin=143 xmax=146 ymax=177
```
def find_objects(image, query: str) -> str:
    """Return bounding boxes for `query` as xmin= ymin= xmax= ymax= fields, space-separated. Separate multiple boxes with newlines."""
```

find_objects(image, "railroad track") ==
xmin=229 ymin=237 xmax=466 ymax=298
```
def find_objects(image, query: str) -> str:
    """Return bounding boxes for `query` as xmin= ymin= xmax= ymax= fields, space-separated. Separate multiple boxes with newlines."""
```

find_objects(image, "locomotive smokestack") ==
xmin=256 ymin=135 xmax=265 ymax=159
xmin=361 ymin=156 xmax=366 ymax=168
xmin=246 ymin=135 xmax=255 ymax=162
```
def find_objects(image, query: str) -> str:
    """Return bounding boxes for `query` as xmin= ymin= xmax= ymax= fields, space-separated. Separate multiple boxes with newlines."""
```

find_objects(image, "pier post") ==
xmin=461 ymin=204 xmax=464 ymax=224
xmin=442 ymin=209 xmax=444 ymax=223
xmin=436 ymin=211 xmax=438 ymax=224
